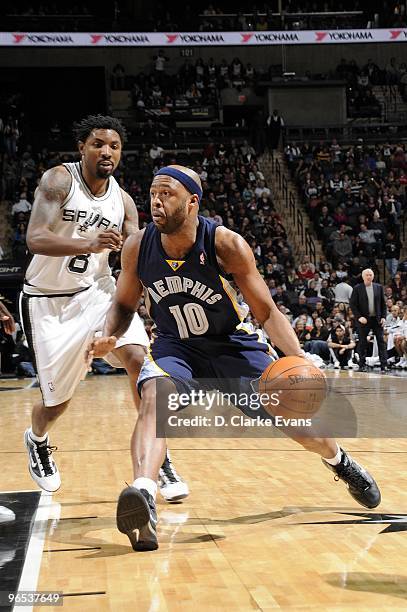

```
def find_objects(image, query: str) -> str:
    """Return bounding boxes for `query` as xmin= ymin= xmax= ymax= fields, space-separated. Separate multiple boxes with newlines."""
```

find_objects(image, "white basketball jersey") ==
xmin=24 ymin=162 xmax=125 ymax=295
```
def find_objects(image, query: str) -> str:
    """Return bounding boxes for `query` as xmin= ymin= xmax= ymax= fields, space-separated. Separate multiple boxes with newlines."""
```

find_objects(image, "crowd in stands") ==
xmin=284 ymin=137 xmax=407 ymax=367
xmin=333 ymin=57 xmax=407 ymax=117
xmin=2 ymin=0 xmax=405 ymax=31
xmin=1 ymin=119 xmax=407 ymax=376
xmin=110 ymin=54 xmax=407 ymax=130
xmin=112 ymin=55 xmax=258 ymax=120
xmin=285 ymin=139 xmax=406 ymax=274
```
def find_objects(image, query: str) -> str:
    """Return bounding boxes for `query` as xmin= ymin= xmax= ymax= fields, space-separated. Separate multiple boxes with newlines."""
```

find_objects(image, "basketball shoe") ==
xmin=159 ymin=450 xmax=189 ymax=502
xmin=24 ymin=429 xmax=61 ymax=492
xmin=322 ymin=448 xmax=381 ymax=509
xmin=116 ymin=486 xmax=158 ymax=551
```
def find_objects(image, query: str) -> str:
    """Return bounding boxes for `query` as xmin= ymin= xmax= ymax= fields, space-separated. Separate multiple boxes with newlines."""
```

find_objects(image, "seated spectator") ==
xmin=319 ymin=279 xmax=335 ymax=306
xmin=331 ymin=231 xmax=353 ymax=265
xmin=300 ymin=279 xmax=318 ymax=301
xmin=149 ymin=144 xmax=164 ymax=161
xmin=319 ymin=261 xmax=332 ymax=280
xmin=393 ymin=306 xmax=407 ymax=368
xmin=272 ymin=285 xmax=289 ymax=307
xmin=304 ymin=332 xmax=330 ymax=363
xmin=297 ymin=261 xmax=314 ymax=281
xmin=391 ymin=272 xmax=403 ymax=300
xmin=293 ymin=320 xmax=310 ymax=349
xmin=358 ymin=223 xmax=381 ymax=257
xmin=386 ymin=304 xmax=401 ymax=325
xmin=328 ymin=324 xmax=356 ymax=369
xmin=292 ymin=307 xmax=314 ymax=331
xmin=335 ymin=262 xmax=349 ymax=281
xmin=11 ymin=192 xmax=31 ymax=218
xmin=311 ymin=317 xmax=330 ymax=341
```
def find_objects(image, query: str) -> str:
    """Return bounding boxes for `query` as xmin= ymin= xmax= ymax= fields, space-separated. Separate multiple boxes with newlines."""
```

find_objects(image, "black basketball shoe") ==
xmin=322 ymin=448 xmax=381 ymax=509
xmin=116 ymin=487 xmax=158 ymax=551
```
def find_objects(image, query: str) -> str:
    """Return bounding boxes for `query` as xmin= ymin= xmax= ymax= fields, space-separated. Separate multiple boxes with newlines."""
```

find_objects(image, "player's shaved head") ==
xmin=150 ymin=165 xmax=201 ymax=234
xmin=165 ymin=165 xmax=202 ymax=190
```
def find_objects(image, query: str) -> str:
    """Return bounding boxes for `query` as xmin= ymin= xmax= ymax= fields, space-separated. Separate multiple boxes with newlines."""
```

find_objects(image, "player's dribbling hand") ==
xmin=85 ymin=336 xmax=117 ymax=369
xmin=88 ymin=229 xmax=123 ymax=253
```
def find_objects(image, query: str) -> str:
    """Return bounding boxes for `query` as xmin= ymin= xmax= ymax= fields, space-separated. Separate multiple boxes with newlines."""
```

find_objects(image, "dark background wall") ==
xmin=0 ymin=42 xmax=404 ymax=74
xmin=268 ymin=83 xmax=346 ymax=125
xmin=0 ymin=67 xmax=107 ymax=125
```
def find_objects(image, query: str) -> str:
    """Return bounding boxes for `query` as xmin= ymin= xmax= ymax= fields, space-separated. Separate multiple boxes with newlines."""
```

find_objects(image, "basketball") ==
xmin=258 ymin=356 xmax=327 ymax=421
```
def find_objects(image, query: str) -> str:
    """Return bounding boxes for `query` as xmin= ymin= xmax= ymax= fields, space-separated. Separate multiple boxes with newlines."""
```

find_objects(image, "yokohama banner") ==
xmin=0 ymin=29 xmax=406 ymax=46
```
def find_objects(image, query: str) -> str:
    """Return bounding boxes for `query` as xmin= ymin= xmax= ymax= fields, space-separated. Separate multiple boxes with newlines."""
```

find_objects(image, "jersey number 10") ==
xmin=169 ymin=303 xmax=209 ymax=338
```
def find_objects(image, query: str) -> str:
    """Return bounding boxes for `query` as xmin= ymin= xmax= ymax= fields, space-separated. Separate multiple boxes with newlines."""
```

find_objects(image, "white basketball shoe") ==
xmin=24 ymin=429 xmax=61 ymax=492
xmin=159 ymin=450 xmax=189 ymax=502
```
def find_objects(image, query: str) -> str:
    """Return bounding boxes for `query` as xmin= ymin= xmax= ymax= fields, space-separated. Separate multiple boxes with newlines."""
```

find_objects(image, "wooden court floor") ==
xmin=1 ymin=372 xmax=407 ymax=611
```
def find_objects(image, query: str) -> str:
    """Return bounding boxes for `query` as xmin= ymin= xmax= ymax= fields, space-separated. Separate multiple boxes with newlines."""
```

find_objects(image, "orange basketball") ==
xmin=258 ymin=356 xmax=327 ymax=421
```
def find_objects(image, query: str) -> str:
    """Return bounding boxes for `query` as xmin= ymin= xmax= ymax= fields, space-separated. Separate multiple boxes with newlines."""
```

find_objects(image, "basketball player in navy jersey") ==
xmin=89 ymin=165 xmax=381 ymax=551
xmin=21 ymin=116 xmax=188 ymax=502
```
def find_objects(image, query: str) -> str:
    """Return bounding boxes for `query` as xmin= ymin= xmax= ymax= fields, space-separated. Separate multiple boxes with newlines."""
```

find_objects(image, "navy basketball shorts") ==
xmin=137 ymin=331 xmax=277 ymax=420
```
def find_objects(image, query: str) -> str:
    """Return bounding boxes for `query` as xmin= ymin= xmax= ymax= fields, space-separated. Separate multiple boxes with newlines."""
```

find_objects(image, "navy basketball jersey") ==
xmin=138 ymin=216 xmax=249 ymax=339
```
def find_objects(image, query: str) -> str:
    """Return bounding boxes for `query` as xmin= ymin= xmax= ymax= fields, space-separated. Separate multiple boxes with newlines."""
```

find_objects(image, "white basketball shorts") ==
xmin=19 ymin=282 xmax=149 ymax=407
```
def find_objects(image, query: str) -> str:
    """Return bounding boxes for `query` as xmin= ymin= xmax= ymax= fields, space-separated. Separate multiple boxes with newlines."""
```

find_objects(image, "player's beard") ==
xmin=95 ymin=165 xmax=114 ymax=179
xmin=157 ymin=200 xmax=188 ymax=234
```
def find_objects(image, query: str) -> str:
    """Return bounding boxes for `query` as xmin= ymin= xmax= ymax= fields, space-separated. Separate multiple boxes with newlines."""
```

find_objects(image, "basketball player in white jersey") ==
xmin=21 ymin=115 xmax=188 ymax=501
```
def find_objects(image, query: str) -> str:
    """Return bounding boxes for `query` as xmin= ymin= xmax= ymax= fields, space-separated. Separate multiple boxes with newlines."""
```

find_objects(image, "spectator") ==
xmin=331 ymin=231 xmax=353 ymax=264
xmin=350 ymin=268 xmax=388 ymax=372
xmin=293 ymin=319 xmax=309 ymax=348
xmin=153 ymin=50 xmax=169 ymax=85
xmin=391 ymin=272 xmax=403 ymax=300
xmin=328 ymin=324 xmax=356 ymax=369
xmin=333 ymin=279 xmax=353 ymax=305
xmin=149 ymin=144 xmax=164 ymax=161
xmin=11 ymin=192 xmax=31 ymax=217
xmin=311 ymin=317 xmax=330 ymax=341
xmin=266 ymin=110 xmax=284 ymax=150
xmin=384 ymin=230 xmax=402 ymax=278
xmin=358 ymin=224 xmax=381 ymax=257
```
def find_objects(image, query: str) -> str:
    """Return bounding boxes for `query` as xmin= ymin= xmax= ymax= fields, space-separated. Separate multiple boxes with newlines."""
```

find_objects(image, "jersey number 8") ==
xmin=68 ymin=254 xmax=90 ymax=274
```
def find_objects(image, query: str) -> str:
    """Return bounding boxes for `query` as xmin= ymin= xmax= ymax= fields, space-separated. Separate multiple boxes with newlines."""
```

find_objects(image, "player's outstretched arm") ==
xmin=27 ymin=166 xmax=123 ymax=256
xmin=104 ymin=230 xmax=145 ymax=338
xmin=215 ymin=227 xmax=303 ymax=357
xmin=86 ymin=231 xmax=145 ymax=362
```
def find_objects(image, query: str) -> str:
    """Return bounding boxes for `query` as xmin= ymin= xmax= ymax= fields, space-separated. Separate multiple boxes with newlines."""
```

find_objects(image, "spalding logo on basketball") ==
xmin=258 ymin=356 xmax=327 ymax=420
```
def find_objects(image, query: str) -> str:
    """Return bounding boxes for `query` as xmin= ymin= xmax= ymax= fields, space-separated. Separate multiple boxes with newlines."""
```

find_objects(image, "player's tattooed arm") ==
xmin=27 ymin=165 xmax=122 ymax=256
xmin=215 ymin=226 xmax=303 ymax=357
xmin=121 ymin=190 xmax=139 ymax=240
